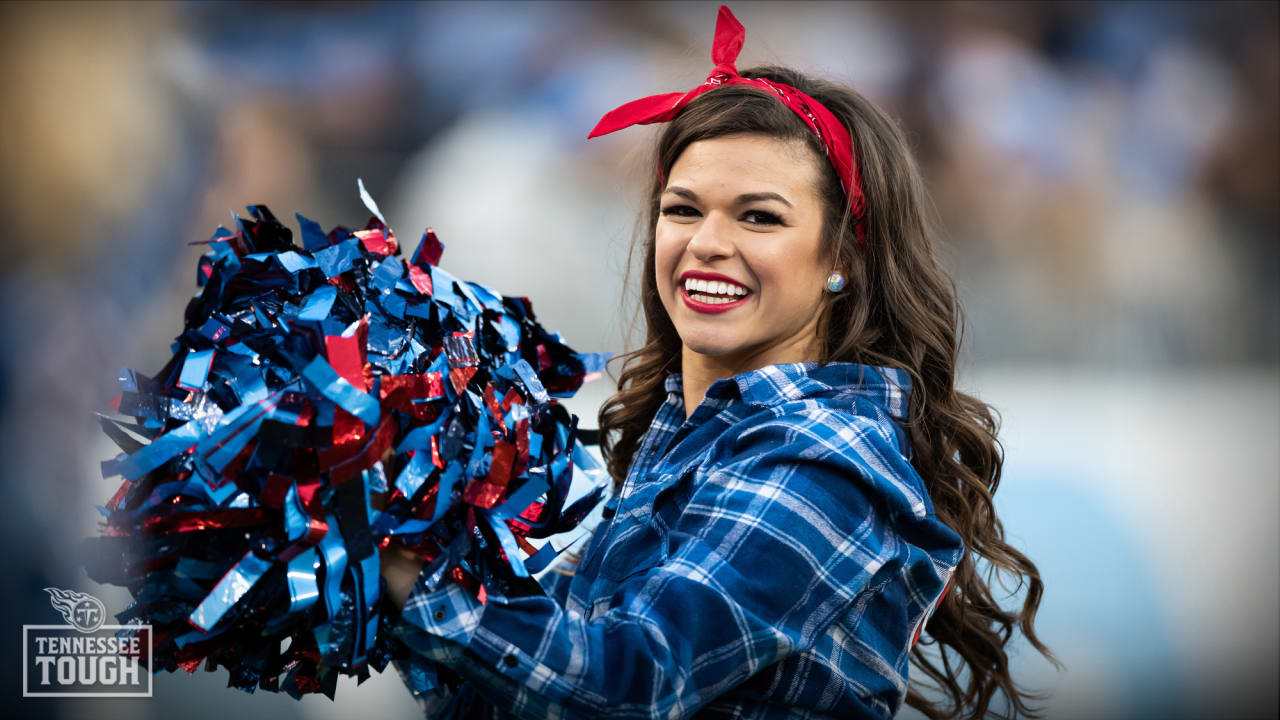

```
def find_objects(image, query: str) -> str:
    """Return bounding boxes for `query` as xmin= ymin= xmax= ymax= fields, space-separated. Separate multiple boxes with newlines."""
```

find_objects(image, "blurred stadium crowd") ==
xmin=1 ymin=1 xmax=1274 ymax=366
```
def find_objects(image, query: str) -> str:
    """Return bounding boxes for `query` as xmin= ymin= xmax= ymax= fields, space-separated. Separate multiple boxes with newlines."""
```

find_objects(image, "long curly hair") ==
xmin=588 ymin=66 xmax=1059 ymax=719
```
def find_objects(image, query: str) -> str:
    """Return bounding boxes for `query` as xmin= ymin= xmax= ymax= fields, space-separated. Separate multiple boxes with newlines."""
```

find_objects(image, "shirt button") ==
xmin=503 ymin=653 xmax=518 ymax=668
xmin=433 ymin=607 xmax=446 ymax=621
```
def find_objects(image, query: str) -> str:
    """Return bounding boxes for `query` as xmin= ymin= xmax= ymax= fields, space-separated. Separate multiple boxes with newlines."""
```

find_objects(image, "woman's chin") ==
xmin=679 ymin=333 xmax=756 ymax=361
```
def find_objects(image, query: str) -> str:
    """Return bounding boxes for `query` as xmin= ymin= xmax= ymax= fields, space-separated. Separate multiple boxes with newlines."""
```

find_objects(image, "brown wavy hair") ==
xmin=585 ymin=66 xmax=1059 ymax=719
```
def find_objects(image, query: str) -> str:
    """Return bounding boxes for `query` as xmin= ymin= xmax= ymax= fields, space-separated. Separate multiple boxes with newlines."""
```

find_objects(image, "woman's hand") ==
xmin=381 ymin=538 xmax=428 ymax=611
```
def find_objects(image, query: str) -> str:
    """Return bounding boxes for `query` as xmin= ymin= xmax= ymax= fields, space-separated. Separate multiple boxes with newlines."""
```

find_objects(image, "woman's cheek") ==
xmin=653 ymin=229 xmax=683 ymax=297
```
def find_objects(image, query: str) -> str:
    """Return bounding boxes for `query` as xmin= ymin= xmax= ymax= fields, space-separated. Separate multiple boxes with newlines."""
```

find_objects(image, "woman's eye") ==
xmin=742 ymin=210 xmax=783 ymax=226
xmin=660 ymin=204 xmax=701 ymax=218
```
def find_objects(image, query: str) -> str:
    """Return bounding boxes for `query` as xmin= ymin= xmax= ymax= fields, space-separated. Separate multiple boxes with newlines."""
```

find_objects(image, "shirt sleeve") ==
xmin=534 ymin=553 xmax=583 ymax=607
xmin=396 ymin=413 xmax=908 ymax=719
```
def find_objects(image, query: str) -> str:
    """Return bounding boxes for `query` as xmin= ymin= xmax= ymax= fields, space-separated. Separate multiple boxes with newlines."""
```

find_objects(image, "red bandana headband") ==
xmin=588 ymin=5 xmax=867 ymax=243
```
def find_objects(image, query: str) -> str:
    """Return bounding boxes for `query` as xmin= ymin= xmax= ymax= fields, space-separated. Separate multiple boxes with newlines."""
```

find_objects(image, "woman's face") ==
xmin=655 ymin=133 xmax=831 ymax=372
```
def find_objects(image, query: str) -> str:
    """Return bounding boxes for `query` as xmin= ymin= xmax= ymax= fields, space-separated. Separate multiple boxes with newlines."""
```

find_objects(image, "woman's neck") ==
xmin=679 ymin=333 xmax=822 ymax=419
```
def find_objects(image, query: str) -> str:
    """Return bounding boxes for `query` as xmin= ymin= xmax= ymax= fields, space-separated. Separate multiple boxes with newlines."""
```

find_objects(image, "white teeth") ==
xmin=683 ymin=277 xmax=750 ymax=297
xmin=688 ymin=292 xmax=741 ymax=304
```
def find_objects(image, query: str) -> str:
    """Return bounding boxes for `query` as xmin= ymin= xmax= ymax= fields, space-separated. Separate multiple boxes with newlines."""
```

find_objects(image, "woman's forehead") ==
xmin=668 ymin=135 xmax=821 ymax=195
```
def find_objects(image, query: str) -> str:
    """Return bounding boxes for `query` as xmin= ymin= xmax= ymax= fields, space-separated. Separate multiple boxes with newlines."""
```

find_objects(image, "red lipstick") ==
xmin=678 ymin=270 xmax=752 ymax=315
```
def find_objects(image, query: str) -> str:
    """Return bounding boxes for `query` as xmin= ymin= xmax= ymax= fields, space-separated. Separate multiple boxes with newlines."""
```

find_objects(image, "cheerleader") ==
xmin=381 ymin=6 xmax=1054 ymax=718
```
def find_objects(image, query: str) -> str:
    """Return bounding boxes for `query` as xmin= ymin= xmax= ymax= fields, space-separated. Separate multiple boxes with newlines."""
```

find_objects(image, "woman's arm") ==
xmin=382 ymin=515 xmax=596 ymax=612
xmin=388 ymin=412 xmax=945 ymax=719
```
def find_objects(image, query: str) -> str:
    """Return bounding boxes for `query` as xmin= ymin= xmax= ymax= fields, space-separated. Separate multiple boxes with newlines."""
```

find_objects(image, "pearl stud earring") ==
xmin=825 ymin=272 xmax=846 ymax=293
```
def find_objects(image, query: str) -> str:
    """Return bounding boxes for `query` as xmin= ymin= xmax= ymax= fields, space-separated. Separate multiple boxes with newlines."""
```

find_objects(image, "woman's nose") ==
xmin=686 ymin=212 xmax=734 ymax=260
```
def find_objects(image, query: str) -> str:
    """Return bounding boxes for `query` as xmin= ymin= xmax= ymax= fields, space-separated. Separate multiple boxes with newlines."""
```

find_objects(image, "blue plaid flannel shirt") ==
xmin=392 ymin=361 xmax=964 ymax=719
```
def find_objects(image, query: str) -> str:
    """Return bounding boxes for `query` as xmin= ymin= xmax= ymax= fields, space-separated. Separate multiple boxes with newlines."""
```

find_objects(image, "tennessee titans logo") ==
xmin=44 ymin=588 xmax=106 ymax=633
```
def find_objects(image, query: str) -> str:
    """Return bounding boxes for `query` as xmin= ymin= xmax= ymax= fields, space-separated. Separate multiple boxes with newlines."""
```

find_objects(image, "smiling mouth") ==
xmin=682 ymin=277 xmax=751 ymax=304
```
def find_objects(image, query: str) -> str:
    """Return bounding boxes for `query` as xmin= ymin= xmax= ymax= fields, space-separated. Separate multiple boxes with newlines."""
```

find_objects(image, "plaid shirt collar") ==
xmin=663 ymin=360 xmax=912 ymax=421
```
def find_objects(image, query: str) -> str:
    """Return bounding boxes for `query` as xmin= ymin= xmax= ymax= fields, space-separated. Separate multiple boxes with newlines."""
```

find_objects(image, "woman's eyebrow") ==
xmin=662 ymin=186 xmax=793 ymax=208
xmin=735 ymin=191 xmax=792 ymax=208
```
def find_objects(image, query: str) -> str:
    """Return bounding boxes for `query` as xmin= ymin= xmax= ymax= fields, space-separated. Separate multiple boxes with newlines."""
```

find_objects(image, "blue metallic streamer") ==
xmin=395 ymin=408 xmax=451 ymax=455
xmin=200 ymin=391 xmax=283 ymax=473
xmin=370 ymin=257 xmax=403 ymax=293
xmin=197 ymin=317 xmax=232 ymax=343
xmin=177 ymin=349 xmax=216 ymax=392
xmin=101 ymin=420 xmax=202 ymax=480
xmin=276 ymin=251 xmax=317 ymax=274
xmin=429 ymin=266 xmax=464 ymax=316
xmin=283 ymin=483 xmax=310 ymax=542
xmin=522 ymin=541 xmax=560 ymax=575
xmin=315 ymin=238 xmax=360 ymax=278
xmin=484 ymin=510 xmax=530 ymax=578
xmin=295 ymin=212 xmax=329 ymax=252
xmin=393 ymin=450 xmax=433 ymax=499
xmin=286 ymin=549 xmax=320 ymax=614
xmin=299 ymin=356 xmax=380 ymax=426
xmin=316 ymin=512 xmax=347 ymax=622
xmin=214 ymin=354 xmax=268 ymax=406
xmin=357 ymin=177 xmax=387 ymax=226
xmin=298 ymin=285 xmax=338 ymax=322
xmin=429 ymin=463 xmax=462 ymax=525
xmin=188 ymin=550 xmax=273 ymax=632
xmin=349 ymin=474 xmax=381 ymax=664
xmin=491 ymin=475 xmax=549 ymax=521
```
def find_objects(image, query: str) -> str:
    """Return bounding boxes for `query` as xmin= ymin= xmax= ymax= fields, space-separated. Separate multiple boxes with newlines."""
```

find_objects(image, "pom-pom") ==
xmin=84 ymin=180 xmax=611 ymax=698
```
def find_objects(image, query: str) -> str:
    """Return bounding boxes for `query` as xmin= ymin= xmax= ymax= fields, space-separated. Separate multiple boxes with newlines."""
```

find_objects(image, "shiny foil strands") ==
xmin=84 ymin=180 xmax=611 ymax=699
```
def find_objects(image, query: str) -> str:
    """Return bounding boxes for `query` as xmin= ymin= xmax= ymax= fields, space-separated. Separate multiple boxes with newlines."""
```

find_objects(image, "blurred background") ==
xmin=0 ymin=1 xmax=1274 ymax=718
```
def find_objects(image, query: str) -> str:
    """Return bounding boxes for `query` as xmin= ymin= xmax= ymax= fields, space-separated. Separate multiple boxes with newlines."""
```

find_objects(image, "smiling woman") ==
xmin=655 ymin=135 xmax=833 ymax=413
xmin=382 ymin=6 xmax=1056 ymax=719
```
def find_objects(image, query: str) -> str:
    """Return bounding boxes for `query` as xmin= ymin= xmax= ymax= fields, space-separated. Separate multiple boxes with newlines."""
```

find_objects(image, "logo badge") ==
xmin=23 ymin=588 xmax=152 ymax=697
xmin=44 ymin=588 xmax=106 ymax=633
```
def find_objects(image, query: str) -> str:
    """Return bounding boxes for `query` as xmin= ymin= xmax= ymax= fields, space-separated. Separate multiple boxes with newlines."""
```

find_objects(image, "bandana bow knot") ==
xmin=588 ymin=5 xmax=867 ymax=243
